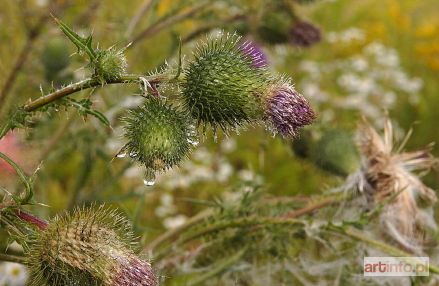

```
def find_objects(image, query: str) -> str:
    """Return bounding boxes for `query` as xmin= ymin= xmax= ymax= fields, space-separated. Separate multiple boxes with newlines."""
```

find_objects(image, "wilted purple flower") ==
xmin=239 ymin=39 xmax=268 ymax=68
xmin=290 ymin=21 xmax=321 ymax=47
xmin=265 ymin=85 xmax=315 ymax=137
xmin=112 ymin=257 xmax=158 ymax=286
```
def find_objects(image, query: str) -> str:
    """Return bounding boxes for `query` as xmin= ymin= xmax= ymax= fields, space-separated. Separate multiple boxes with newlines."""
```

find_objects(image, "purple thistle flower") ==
xmin=112 ymin=257 xmax=158 ymax=286
xmin=239 ymin=39 xmax=269 ymax=68
xmin=265 ymin=85 xmax=315 ymax=137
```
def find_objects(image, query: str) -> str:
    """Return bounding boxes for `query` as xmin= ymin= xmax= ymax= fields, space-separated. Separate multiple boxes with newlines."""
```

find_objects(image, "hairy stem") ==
xmin=23 ymin=74 xmax=165 ymax=112
xmin=154 ymin=216 xmax=304 ymax=261
xmin=0 ymin=253 xmax=26 ymax=264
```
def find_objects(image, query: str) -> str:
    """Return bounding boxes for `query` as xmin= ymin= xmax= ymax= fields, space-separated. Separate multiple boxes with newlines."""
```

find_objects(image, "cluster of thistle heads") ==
xmin=122 ymin=34 xmax=315 ymax=180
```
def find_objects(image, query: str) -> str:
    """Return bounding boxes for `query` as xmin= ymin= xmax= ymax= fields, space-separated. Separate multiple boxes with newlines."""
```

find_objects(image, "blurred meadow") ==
xmin=1 ymin=0 xmax=439 ymax=285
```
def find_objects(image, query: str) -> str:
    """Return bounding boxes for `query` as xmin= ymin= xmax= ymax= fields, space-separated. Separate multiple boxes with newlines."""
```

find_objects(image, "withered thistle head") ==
xmin=263 ymin=83 xmax=315 ymax=138
xmin=355 ymin=118 xmax=437 ymax=253
xmin=26 ymin=205 xmax=158 ymax=286
xmin=289 ymin=21 xmax=321 ymax=48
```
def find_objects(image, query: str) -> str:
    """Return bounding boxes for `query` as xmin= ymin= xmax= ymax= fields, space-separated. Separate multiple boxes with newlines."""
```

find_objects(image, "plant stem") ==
xmin=154 ymin=216 xmax=304 ymax=261
xmin=187 ymin=247 xmax=247 ymax=286
xmin=14 ymin=209 xmax=48 ymax=230
xmin=23 ymin=74 xmax=165 ymax=112
xmin=144 ymin=208 xmax=214 ymax=254
xmin=0 ymin=254 xmax=26 ymax=264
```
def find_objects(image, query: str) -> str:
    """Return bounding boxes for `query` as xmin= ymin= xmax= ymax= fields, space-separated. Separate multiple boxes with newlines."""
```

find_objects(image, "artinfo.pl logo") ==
xmin=364 ymin=257 xmax=429 ymax=276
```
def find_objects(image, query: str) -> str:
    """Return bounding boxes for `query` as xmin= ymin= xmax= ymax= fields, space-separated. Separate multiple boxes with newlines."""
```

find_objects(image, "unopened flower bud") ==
xmin=122 ymin=99 xmax=195 ymax=178
xmin=182 ymin=34 xmax=268 ymax=132
xmin=96 ymin=47 xmax=127 ymax=81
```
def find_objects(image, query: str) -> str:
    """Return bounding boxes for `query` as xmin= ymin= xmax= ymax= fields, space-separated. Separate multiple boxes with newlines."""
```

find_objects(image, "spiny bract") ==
xmin=95 ymin=47 xmax=127 ymax=81
xmin=182 ymin=34 xmax=271 ymax=132
xmin=26 ymin=205 xmax=158 ymax=286
xmin=122 ymin=99 xmax=195 ymax=177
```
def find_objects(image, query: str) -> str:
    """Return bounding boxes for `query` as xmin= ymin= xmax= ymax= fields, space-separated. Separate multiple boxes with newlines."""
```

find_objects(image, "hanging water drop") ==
xmin=143 ymin=179 xmax=156 ymax=186
xmin=143 ymin=169 xmax=156 ymax=187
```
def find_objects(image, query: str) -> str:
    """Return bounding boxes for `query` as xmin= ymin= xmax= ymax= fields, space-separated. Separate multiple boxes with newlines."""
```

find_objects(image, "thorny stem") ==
xmin=14 ymin=209 xmax=49 ymax=230
xmin=154 ymin=216 xmax=305 ymax=261
xmin=0 ymin=0 xmax=72 ymax=118
xmin=144 ymin=208 xmax=214 ymax=254
xmin=23 ymin=74 xmax=166 ymax=112
xmin=0 ymin=254 xmax=26 ymax=264
xmin=187 ymin=247 xmax=247 ymax=286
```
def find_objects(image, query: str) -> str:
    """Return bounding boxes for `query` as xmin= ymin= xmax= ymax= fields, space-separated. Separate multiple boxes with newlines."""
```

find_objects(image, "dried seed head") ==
xmin=26 ymin=205 xmax=158 ymax=286
xmin=355 ymin=118 xmax=437 ymax=253
xmin=182 ymin=34 xmax=269 ymax=132
xmin=264 ymin=83 xmax=315 ymax=137
xmin=122 ymin=99 xmax=195 ymax=177
xmin=289 ymin=21 xmax=321 ymax=48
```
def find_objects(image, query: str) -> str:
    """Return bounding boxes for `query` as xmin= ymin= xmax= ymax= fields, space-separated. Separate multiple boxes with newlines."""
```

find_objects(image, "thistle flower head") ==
xmin=95 ymin=47 xmax=127 ymax=81
xmin=26 ymin=205 xmax=158 ymax=286
xmin=263 ymin=83 xmax=315 ymax=137
xmin=289 ymin=21 xmax=321 ymax=48
xmin=182 ymin=33 xmax=269 ymax=132
xmin=354 ymin=118 xmax=437 ymax=253
xmin=122 ymin=99 xmax=195 ymax=178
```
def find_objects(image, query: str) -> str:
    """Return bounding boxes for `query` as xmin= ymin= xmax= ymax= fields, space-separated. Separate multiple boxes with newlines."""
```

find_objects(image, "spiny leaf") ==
xmin=65 ymin=98 xmax=110 ymax=127
xmin=52 ymin=15 xmax=97 ymax=63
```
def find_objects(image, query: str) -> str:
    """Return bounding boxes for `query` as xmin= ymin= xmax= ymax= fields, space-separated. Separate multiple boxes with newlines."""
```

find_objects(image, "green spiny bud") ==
xmin=95 ymin=47 xmax=127 ymax=81
xmin=311 ymin=129 xmax=360 ymax=176
xmin=122 ymin=99 xmax=195 ymax=180
xmin=26 ymin=205 xmax=158 ymax=286
xmin=182 ymin=34 xmax=270 ymax=132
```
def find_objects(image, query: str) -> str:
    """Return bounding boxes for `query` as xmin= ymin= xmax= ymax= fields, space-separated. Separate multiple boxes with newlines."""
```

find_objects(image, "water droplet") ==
xmin=116 ymin=153 xmax=127 ymax=158
xmin=188 ymin=138 xmax=199 ymax=146
xmin=143 ymin=169 xmax=156 ymax=187
xmin=129 ymin=151 xmax=138 ymax=158
xmin=143 ymin=179 xmax=155 ymax=186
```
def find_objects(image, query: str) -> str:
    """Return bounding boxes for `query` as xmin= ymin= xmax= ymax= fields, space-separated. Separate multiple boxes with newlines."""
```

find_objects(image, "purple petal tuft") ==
xmin=113 ymin=257 xmax=158 ymax=286
xmin=266 ymin=86 xmax=315 ymax=137
xmin=239 ymin=39 xmax=268 ymax=68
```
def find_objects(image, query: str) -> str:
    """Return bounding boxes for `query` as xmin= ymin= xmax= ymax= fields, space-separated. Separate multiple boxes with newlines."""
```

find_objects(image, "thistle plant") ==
xmin=1 ymin=2 xmax=437 ymax=285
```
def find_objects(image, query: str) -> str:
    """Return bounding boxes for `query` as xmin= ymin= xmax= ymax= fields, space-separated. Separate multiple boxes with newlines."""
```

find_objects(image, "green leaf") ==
xmin=52 ymin=15 xmax=97 ymax=63
xmin=65 ymin=98 xmax=110 ymax=127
